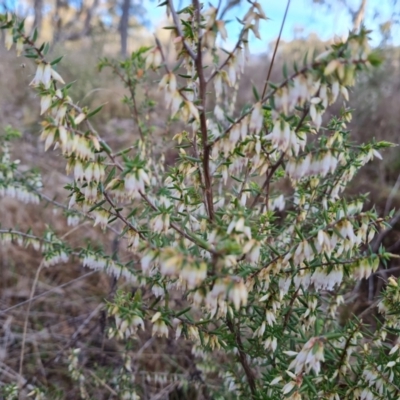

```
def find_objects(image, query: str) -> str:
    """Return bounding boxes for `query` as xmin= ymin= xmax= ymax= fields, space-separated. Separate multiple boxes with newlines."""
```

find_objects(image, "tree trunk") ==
xmin=83 ymin=0 xmax=99 ymax=37
xmin=119 ymin=0 xmax=130 ymax=57
xmin=33 ymin=0 xmax=43 ymax=32
xmin=53 ymin=0 xmax=63 ymax=43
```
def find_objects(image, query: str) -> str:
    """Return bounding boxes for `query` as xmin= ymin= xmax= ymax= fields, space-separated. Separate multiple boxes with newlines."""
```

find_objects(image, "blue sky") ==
xmin=2 ymin=0 xmax=398 ymax=51
xmin=150 ymin=0 xmax=400 ymax=53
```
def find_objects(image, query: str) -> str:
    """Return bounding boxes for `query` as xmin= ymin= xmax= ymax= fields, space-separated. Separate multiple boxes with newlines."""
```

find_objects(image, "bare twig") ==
xmin=371 ymin=210 xmax=400 ymax=252
xmin=18 ymin=260 xmax=45 ymax=387
xmin=86 ymin=369 xmax=119 ymax=396
xmin=226 ymin=316 xmax=257 ymax=398
xmin=249 ymin=105 xmax=309 ymax=209
xmin=384 ymin=172 xmax=400 ymax=217
xmin=105 ymin=62 xmax=145 ymax=141
xmin=0 ymin=271 xmax=96 ymax=316
xmin=140 ymin=191 xmax=217 ymax=254
xmin=250 ymin=152 xmax=285 ymax=209
xmin=261 ymin=0 xmax=291 ymax=99
xmin=193 ymin=0 xmax=214 ymax=221
xmin=150 ymin=382 xmax=179 ymax=400
xmin=206 ymin=28 xmax=245 ymax=85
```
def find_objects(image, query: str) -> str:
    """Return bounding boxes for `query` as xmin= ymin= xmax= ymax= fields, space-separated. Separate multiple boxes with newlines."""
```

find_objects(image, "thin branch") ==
xmin=18 ymin=260 xmax=45 ymax=388
xmin=206 ymin=28 xmax=245 ymax=85
xmin=374 ymin=266 xmax=400 ymax=278
xmin=103 ymin=190 xmax=148 ymax=242
xmin=168 ymin=0 xmax=197 ymax=61
xmin=105 ymin=62 xmax=145 ymax=141
xmin=384 ymin=171 xmax=400 ymax=217
xmin=387 ymin=238 xmax=400 ymax=252
xmin=193 ymin=0 xmax=214 ymax=221
xmin=86 ymin=369 xmax=118 ymax=396
xmin=12 ymin=175 xmax=121 ymax=235
xmin=261 ymin=0 xmax=291 ymax=99
xmin=0 ymin=229 xmax=53 ymax=245
xmin=335 ymin=322 xmax=362 ymax=379
xmin=226 ymin=316 xmax=257 ymax=398
xmin=249 ymin=152 xmax=285 ymax=209
xmin=371 ymin=209 xmax=400 ymax=252
xmin=0 ymin=271 xmax=97 ymax=316
xmin=250 ymin=106 xmax=309 ymax=210
xmin=140 ymin=191 xmax=217 ymax=254
xmin=282 ymin=287 xmax=300 ymax=331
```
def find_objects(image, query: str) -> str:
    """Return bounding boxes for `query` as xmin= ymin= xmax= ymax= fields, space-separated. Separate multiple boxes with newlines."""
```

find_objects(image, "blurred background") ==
xmin=1 ymin=0 xmax=400 ymax=398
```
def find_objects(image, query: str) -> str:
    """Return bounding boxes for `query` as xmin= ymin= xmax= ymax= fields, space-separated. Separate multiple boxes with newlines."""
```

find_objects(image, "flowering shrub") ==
xmin=1 ymin=2 xmax=400 ymax=399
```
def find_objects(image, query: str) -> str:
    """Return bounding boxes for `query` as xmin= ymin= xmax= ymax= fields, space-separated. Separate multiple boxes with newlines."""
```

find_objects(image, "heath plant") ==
xmin=1 ymin=1 xmax=400 ymax=399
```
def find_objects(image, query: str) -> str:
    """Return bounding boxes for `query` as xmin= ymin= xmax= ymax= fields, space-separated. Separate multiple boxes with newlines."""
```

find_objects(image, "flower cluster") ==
xmin=287 ymin=337 xmax=325 ymax=375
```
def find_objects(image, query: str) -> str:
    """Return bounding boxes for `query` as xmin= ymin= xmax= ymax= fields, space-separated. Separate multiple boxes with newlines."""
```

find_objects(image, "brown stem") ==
xmin=250 ymin=106 xmax=309 ymax=209
xmin=250 ymin=152 xmax=286 ymax=209
xmin=103 ymin=191 xmax=147 ymax=240
xmin=168 ymin=0 xmax=197 ymax=61
xmin=282 ymin=288 xmax=300 ymax=331
xmin=206 ymin=28 xmax=245 ymax=85
xmin=139 ymin=191 xmax=217 ymax=254
xmin=107 ymin=63 xmax=145 ymax=141
xmin=335 ymin=322 xmax=361 ymax=379
xmin=226 ymin=316 xmax=257 ymax=398
xmin=261 ymin=0 xmax=291 ymax=99
xmin=193 ymin=0 xmax=214 ymax=221
xmin=128 ymin=79 xmax=145 ymax=141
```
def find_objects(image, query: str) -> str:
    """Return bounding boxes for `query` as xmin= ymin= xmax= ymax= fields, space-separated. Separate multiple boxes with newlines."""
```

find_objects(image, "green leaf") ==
xmin=375 ymin=140 xmax=397 ymax=149
xmin=324 ymin=332 xmax=343 ymax=340
xmin=18 ymin=19 xmax=25 ymax=32
xmin=63 ymin=82 xmax=75 ymax=91
xmin=185 ymin=156 xmax=201 ymax=163
xmin=315 ymin=318 xmax=324 ymax=336
xmin=252 ymin=84 xmax=260 ymax=101
xmin=100 ymin=141 xmax=112 ymax=156
xmin=174 ymin=307 xmax=192 ymax=318
xmin=303 ymin=375 xmax=318 ymax=395
xmin=294 ymin=226 xmax=304 ymax=240
xmin=332 ymin=227 xmax=344 ymax=239
xmin=87 ymin=105 xmax=104 ymax=118
xmin=50 ymin=56 xmax=63 ymax=66
xmin=225 ymin=115 xmax=235 ymax=124
xmin=32 ymin=28 xmax=38 ymax=42
xmin=367 ymin=51 xmax=383 ymax=67
xmin=88 ymin=199 xmax=106 ymax=213
xmin=108 ymin=216 xmax=118 ymax=224
xmin=303 ymin=50 xmax=308 ymax=66
xmin=43 ymin=42 xmax=50 ymax=55
xmin=133 ymin=289 xmax=142 ymax=302
xmin=126 ymin=207 xmax=138 ymax=219
xmin=283 ymin=63 xmax=288 ymax=79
